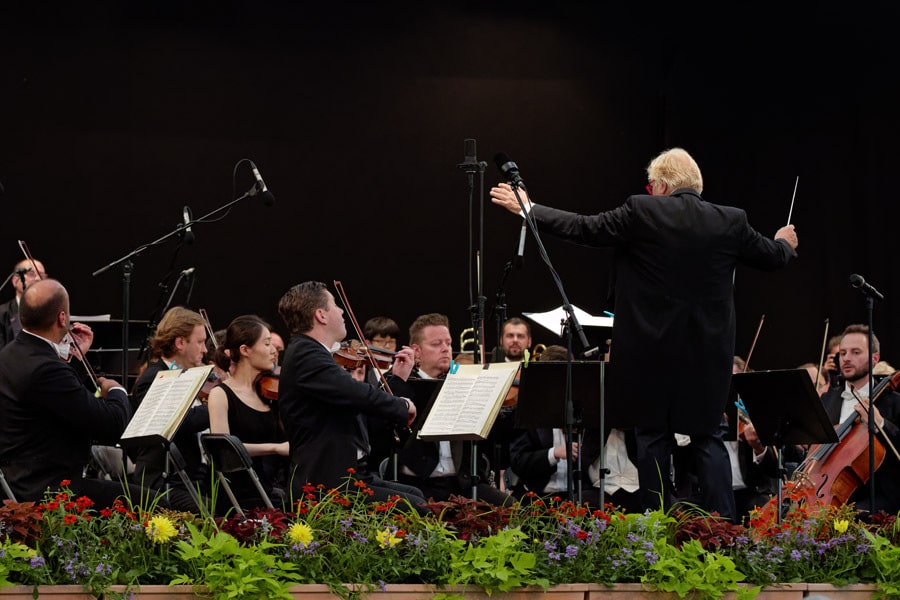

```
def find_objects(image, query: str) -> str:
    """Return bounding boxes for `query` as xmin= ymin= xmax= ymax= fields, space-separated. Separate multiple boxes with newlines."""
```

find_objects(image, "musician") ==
xmin=276 ymin=282 xmax=427 ymax=512
xmin=491 ymin=147 xmax=798 ymax=521
xmin=389 ymin=313 xmax=512 ymax=506
xmin=490 ymin=317 xmax=532 ymax=362
xmin=0 ymin=279 xmax=133 ymax=506
xmin=270 ymin=330 xmax=285 ymax=371
xmin=363 ymin=316 xmax=400 ymax=352
xmin=0 ymin=257 xmax=47 ymax=352
xmin=129 ymin=306 xmax=210 ymax=490
xmin=820 ymin=324 xmax=900 ymax=515
xmin=208 ymin=315 xmax=288 ymax=512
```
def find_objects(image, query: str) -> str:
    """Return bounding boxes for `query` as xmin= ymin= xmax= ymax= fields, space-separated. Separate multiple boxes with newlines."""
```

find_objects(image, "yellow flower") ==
xmin=288 ymin=522 xmax=314 ymax=546
xmin=144 ymin=515 xmax=178 ymax=544
xmin=833 ymin=519 xmax=849 ymax=534
xmin=376 ymin=527 xmax=401 ymax=549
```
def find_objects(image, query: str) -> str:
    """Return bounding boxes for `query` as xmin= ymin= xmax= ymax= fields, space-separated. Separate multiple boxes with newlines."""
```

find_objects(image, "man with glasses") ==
xmin=0 ymin=258 xmax=48 ymax=352
xmin=490 ymin=147 xmax=798 ymax=521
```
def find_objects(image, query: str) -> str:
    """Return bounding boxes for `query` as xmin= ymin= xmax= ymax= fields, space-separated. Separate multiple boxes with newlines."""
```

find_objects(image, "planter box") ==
xmin=805 ymin=584 xmax=880 ymax=599
xmin=586 ymin=583 xmax=807 ymax=599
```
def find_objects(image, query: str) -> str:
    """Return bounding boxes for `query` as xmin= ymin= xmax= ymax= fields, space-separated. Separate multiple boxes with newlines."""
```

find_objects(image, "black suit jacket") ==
xmin=509 ymin=427 xmax=610 ymax=494
xmin=278 ymin=333 xmax=409 ymax=491
xmin=533 ymin=190 xmax=795 ymax=435
xmin=0 ymin=332 xmax=131 ymax=501
xmin=820 ymin=385 xmax=900 ymax=513
xmin=0 ymin=297 xmax=20 ymax=352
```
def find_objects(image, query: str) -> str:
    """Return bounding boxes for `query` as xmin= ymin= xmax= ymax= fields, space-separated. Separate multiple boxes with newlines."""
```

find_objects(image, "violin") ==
xmin=502 ymin=366 xmax=521 ymax=407
xmin=332 ymin=339 xmax=394 ymax=371
xmin=197 ymin=369 xmax=225 ymax=401
xmin=254 ymin=371 xmax=279 ymax=402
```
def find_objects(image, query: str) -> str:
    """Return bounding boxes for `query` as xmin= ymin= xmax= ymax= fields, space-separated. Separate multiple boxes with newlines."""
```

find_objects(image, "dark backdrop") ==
xmin=1 ymin=2 xmax=898 ymax=371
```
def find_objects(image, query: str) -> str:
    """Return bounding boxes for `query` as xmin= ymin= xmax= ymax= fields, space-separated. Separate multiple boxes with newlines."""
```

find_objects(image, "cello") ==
xmin=775 ymin=370 xmax=900 ymax=510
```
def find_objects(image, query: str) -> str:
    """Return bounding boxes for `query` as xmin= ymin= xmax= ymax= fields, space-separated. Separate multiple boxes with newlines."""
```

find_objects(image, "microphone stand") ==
xmin=458 ymin=145 xmax=488 ymax=500
xmin=93 ymin=184 xmax=262 ymax=384
xmin=510 ymin=183 xmax=597 ymax=502
xmin=865 ymin=293 xmax=877 ymax=512
xmin=136 ymin=244 xmax=191 ymax=367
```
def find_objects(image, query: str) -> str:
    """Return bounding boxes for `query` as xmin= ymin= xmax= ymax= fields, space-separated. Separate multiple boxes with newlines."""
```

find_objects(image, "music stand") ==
xmin=732 ymin=368 xmax=839 ymax=522
xmin=516 ymin=360 xmax=610 ymax=503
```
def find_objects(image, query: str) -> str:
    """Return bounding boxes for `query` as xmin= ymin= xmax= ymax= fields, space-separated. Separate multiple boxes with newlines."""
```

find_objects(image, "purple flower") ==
xmin=565 ymin=545 xmax=578 ymax=559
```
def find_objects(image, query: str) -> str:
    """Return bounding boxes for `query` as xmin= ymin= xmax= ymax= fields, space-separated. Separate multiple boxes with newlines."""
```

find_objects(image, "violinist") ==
xmin=129 ymin=306 xmax=210 ymax=492
xmin=276 ymin=282 xmax=428 ymax=513
xmin=207 ymin=315 xmax=288 ymax=512
xmin=819 ymin=324 xmax=900 ymax=515
xmin=388 ymin=313 xmax=512 ymax=506
xmin=270 ymin=331 xmax=285 ymax=372
xmin=0 ymin=257 xmax=47 ymax=352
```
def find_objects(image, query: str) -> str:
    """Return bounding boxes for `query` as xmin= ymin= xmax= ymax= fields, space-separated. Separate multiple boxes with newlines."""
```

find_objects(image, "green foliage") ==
xmin=644 ymin=539 xmax=758 ymax=600
xmin=171 ymin=523 xmax=301 ymax=599
xmin=447 ymin=528 xmax=548 ymax=595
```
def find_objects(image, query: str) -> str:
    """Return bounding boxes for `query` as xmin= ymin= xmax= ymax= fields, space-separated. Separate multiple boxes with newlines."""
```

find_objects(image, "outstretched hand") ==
xmin=490 ymin=182 xmax=532 ymax=215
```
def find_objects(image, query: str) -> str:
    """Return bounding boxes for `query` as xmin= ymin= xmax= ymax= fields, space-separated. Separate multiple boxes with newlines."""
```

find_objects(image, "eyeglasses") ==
xmin=645 ymin=180 xmax=655 ymax=195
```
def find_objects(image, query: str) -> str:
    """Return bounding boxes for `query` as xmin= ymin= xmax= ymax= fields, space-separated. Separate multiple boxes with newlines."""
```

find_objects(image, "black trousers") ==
xmin=635 ymin=427 xmax=736 ymax=522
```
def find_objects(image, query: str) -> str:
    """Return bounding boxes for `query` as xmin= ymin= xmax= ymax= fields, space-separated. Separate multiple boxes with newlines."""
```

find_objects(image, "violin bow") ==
xmin=199 ymin=308 xmax=218 ymax=351
xmin=18 ymin=240 xmax=102 ymax=395
xmin=332 ymin=280 xmax=394 ymax=396
xmin=816 ymin=318 xmax=830 ymax=391
xmin=742 ymin=314 xmax=765 ymax=374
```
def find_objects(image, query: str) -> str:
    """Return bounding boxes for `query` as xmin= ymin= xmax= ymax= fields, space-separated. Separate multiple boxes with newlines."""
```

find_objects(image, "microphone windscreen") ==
xmin=262 ymin=191 xmax=275 ymax=207
xmin=849 ymin=274 xmax=864 ymax=288
xmin=494 ymin=153 xmax=511 ymax=171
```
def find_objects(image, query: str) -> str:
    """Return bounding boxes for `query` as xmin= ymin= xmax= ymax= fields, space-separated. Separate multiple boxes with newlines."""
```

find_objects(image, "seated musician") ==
xmin=0 ymin=257 xmax=48 ymax=352
xmin=129 ymin=306 xmax=210 ymax=491
xmin=0 ymin=279 xmax=181 ymax=509
xmin=207 ymin=315 xmax=289 ymax=512
xmin=818 ymin=324 xmax=900 ymax=516
xmin=389 ymin=313 xmax=512 ymax=506
xmin=276 ymin=282 xmax=427 ymax=513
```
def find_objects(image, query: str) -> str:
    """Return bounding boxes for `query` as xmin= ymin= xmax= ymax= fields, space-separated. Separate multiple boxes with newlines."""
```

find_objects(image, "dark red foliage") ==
xmin=217 ymin=506 xmax=294 ymax=544
xmin=420 ymin=495 xmax=512 ymax=540
xmin=673 ymin=510 xmax=748 ymax=551
xmin=0 ymin=500 xmax=43 ymax=545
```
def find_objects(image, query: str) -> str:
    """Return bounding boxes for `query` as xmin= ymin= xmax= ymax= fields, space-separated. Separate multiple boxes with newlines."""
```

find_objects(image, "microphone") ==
xmin=182 ymin=205 xmax=195 ymax=245
xmin=181 ymin=267 xmax=195 ymax=277
xmin=494 ymin=153 xmax=525 ymax=187
xmin=849 ymin=273 xmax=884 ymax=301
xmin=249 ymin=161 xmax=275 ymax=207
xmin=515 ymin=222 xmax=526 ymax=268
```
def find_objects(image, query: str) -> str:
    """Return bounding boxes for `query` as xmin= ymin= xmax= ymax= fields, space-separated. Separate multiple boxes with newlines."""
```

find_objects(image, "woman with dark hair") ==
xmin=207 ymin=315 xmax=288 ymax=512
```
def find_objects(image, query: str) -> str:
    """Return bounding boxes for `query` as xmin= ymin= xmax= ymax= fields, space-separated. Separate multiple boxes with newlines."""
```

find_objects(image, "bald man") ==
xmin=0 ymin=258 xmax=47 ymax=351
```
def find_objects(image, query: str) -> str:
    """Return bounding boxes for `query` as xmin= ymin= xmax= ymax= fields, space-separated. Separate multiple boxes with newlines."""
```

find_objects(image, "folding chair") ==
xmin=200 ymin=433 xmax=273 ymax=516
xmin=0 ymin=467 xmax=16 ymax=502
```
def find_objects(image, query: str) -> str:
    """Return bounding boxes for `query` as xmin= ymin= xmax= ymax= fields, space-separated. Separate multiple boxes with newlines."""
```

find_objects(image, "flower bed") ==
xmin=1 ymin=479 xmax=900 ymax=600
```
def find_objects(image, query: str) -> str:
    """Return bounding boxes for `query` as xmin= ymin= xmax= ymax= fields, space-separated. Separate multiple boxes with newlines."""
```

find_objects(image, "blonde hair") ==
xmin=646 ymin=147 xmax=703 ymax=194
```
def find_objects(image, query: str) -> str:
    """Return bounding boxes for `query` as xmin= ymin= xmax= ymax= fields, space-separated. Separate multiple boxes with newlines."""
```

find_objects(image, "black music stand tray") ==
xmin=516 ymin=361 xmax=610 ymax=503
xmin=732 ymin=368 xmax=839 ymax=521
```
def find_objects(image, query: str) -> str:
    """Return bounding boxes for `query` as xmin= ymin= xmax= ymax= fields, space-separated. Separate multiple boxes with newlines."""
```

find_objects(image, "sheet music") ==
xmin=121 ymin=365 xmax=212 ymax=442
xmin=419 ymin=362 xmax=519 ymax=440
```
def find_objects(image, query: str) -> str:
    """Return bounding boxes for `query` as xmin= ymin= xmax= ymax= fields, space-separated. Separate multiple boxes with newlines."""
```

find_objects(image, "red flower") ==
xmin=59 ymin=479 xmax=71 ymax=487
xmin=577 ymin=530 xmax=588 ymax=540
xmin=63 ymin=514 xmax=77 ymax=525
xmin=45 ymin=501 xmax=59 ymax=511
xmin=302 ymin=483 xmax=317 ymax=493
xmin=346 ymin=467 xmax=357 ymax=474
xmin=63 ymin=501 xmax=75 ymax=511
xmin=100 ymin=508 xmax=113 ymax=518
